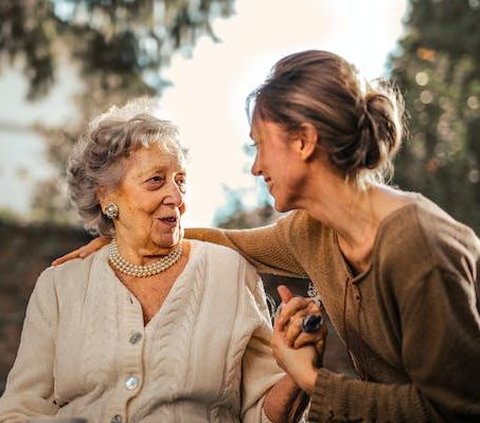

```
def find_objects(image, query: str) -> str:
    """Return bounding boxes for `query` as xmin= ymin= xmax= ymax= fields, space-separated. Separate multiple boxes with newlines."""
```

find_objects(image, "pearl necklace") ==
xmin=108 ymin=238 xmax=183 ymax=277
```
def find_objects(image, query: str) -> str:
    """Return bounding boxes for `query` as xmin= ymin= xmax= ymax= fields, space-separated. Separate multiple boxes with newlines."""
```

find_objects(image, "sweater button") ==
xmin=129 ymin=332 xmax=142 ymax=344
xmin=125 ymin=375 xmax=139 ymax=390
xmin=111 ymin=415 xmax=122 ymax=423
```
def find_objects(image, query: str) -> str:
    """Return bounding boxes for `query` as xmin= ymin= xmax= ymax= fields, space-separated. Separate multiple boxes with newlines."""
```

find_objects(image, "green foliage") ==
xmin=0 ymin=208 xmax=19 ymax=223
xmin=0 ymin=0 xmax=234 ymax=223
xmin=0 ymin=0 xmax=234 ymax=99
xmin=389 ymin=0 xmax=480 ymax=231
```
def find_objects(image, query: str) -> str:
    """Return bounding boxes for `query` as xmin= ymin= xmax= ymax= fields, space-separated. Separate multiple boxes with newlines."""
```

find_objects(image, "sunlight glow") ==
xmin=0 ymin=0 xmax=408 ymax=226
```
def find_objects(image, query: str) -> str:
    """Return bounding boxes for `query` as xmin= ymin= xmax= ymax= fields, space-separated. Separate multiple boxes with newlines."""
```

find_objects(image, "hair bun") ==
xmin=248 ymin=50 xmax=404 ymax=186
xmin=355 ymin=89 xmax=403 ymax=176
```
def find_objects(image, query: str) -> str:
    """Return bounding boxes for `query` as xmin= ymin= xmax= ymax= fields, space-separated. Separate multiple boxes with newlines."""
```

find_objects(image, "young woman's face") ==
xmin=105 ymin=143 xmax=187 ymax=253
xmin=249 ymin=116 xmax=309 ymax=212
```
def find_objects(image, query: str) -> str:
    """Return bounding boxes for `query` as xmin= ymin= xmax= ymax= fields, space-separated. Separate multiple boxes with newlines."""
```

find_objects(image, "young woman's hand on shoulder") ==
xmin=52 ymin=236 xmax=111 ymax=266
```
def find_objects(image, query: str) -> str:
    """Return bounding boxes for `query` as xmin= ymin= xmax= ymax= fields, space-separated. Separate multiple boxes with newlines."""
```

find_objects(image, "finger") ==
xmin=283 ymin=315 xmax=304 ymax=347
xmin=315 ymin=335 xmax=327 ymax=355
xmin=51 ymin=237 xmax=111 ymax=266
xmin=284 ymin=312 xmax=325 ymax=347
xmin=293 ymin=325 xmax=327 ymax=349
xmin=315 ymin=330 xmax=328 ymax=366
xmin=273 ymin=309 xmax=284 ymax=334
xmin=91 ymin=236 xmax=111 ymax=249
xmin=305 ymin=301 xmax=322 ymax=315
xmin=282 ymin=296 xmax=313 ymax=315
xmin=282 ymin=307 xmax=318 ymax=346
xmin=277 ymin=285 xmax=294 ymax=304
xmin=51 ymin=249 xmax=85 ymax=266
xmin=281 ymin=300 xmax=321 ymax=333
xmin=276 ymin=296 xmax=313 ymax=329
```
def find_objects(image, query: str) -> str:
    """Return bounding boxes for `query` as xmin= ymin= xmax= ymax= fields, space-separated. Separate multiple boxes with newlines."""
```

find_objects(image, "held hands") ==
xmin=271 ymin=285 xmax=327 ymax=395
xmin=51 ymin=236 xmax=111 ymax=266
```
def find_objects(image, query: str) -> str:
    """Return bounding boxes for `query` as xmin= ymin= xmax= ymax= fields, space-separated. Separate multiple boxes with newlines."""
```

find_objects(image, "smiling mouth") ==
xmin=158 ymin=216 xmax=179 ymax=226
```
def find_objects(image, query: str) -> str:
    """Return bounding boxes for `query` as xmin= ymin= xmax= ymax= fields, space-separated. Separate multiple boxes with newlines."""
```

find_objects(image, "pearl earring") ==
xmin=104 ymin=203 xmax=119 ymax=220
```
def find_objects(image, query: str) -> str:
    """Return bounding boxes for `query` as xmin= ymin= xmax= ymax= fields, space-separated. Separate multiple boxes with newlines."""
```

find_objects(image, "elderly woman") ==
xmin=0 ymin=103 xmax=316 ymax=422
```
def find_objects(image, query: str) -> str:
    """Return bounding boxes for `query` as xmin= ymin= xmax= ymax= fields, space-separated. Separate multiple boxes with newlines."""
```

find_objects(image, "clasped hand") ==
xmin=271 ymin=285 xmax=327 ymax=395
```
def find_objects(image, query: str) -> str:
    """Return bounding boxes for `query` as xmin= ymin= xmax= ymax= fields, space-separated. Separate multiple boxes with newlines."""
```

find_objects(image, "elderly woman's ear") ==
xmin=96 ymin=186 xmax=108 ymax=206
xmin=97 ymin=187 xmax=112 ymax=209
xmin=96 ymin=187 xmax=120 ymax=220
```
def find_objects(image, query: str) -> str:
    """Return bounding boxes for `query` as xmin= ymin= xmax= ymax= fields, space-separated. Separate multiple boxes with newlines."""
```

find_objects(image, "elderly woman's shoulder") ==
xmin=194 ymin=239 xmax=250 ymax=264
xmin=192 ymin=240 xmax=258 ymax=284
xmin=38 ymin=246 xmax=105 ymax=292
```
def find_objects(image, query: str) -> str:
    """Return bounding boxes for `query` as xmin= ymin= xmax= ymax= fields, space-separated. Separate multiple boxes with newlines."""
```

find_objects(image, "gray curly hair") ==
xmin=67 ymin=100 xmax=186 ymax=236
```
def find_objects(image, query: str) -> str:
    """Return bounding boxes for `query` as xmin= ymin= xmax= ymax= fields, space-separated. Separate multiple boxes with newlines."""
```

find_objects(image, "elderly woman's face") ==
xmin=107 ymin=143 xmax=186 ymax=252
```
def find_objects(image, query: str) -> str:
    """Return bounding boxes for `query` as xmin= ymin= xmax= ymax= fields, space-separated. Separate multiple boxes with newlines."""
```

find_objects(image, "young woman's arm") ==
xmin=274 ymin=266 xmax=480 ymax=422
xmin=53 ymin=212 xmax=309 ymax=279
xmin=185 ymin=212 xmax=310 ymax=278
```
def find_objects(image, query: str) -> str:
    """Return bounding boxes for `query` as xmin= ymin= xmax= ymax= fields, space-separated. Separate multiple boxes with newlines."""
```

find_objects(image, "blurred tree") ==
xmin=216 ymin=198 xmax=276 ymax=229
xmin=0 ymin=0 xmax=234 ymax=223
xmin=389 ymin=0 xmax=480 ymax=232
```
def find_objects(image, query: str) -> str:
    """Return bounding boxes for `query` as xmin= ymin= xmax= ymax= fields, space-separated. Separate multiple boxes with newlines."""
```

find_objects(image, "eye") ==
xmin=249 ymin=136 xmax=263 ymax=150
xmin=145 ymin=175 xmax=165 ymax=188
xmin=175 ymin=175 xmax=187 ymax=193
xmin=149 ymin=176 xmax=164 ymax=183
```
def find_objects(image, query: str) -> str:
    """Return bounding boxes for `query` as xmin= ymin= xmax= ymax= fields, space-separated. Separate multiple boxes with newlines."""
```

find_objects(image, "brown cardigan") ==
xmin=186 ymin=194 xmax=480 ymax=422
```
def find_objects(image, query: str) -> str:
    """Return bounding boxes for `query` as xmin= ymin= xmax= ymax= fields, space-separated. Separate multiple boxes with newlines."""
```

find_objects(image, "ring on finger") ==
xmin=301 ymin=314 xmax=323 ymax=333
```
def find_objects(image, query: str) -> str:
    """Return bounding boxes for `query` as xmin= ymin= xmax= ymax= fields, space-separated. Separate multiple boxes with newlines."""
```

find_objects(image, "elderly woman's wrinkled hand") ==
xmin=52 ymin=236 xmax=111 ymax=266
xmin=275 ymin=285 xmax=327 ymax=359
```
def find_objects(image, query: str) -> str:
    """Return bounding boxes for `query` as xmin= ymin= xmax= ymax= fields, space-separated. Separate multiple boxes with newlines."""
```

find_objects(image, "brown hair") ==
xmin=247 ymin=50 xmax=404 ymax=186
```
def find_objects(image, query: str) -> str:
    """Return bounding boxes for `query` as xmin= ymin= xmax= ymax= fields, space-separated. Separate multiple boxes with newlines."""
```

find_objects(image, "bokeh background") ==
xmin=1 ymin=0 xmax=479 ymax=394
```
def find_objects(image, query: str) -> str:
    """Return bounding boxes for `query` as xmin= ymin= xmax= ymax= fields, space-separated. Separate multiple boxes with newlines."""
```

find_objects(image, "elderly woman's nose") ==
xmin=164 ymin=180 xmax=184 ymax=205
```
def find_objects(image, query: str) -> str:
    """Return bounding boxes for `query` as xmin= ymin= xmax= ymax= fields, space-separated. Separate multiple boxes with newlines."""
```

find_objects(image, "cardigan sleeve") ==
xmin=185 ymin=212 xmax=308 ymax=278
xmin=239 ymin=266 xmax=286 ymax=423
xmin=0 ymin=268 xmax=59 ymax=421
xmin=309 ymin=266 xmax=480 ymax=422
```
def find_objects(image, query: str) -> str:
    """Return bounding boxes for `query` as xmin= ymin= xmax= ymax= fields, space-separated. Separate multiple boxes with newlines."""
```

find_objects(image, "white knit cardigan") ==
xmin=0 ymin=240 xmax=284 ymax=423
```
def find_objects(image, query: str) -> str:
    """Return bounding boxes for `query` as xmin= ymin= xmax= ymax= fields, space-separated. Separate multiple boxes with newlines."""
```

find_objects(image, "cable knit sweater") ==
xmin=0 ymin=240 xmax=284 ymax=423
xmin=185 ymin=194 xmax=480 ymax=422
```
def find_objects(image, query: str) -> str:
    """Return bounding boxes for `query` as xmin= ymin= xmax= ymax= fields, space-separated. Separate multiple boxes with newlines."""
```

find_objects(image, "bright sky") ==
xmin=0 ymin=0 xmax=408 ymax=227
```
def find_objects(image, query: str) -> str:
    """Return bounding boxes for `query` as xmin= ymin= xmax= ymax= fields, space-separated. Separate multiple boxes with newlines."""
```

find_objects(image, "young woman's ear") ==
xmin=299 ymin=123 xmax=318 ymax=161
